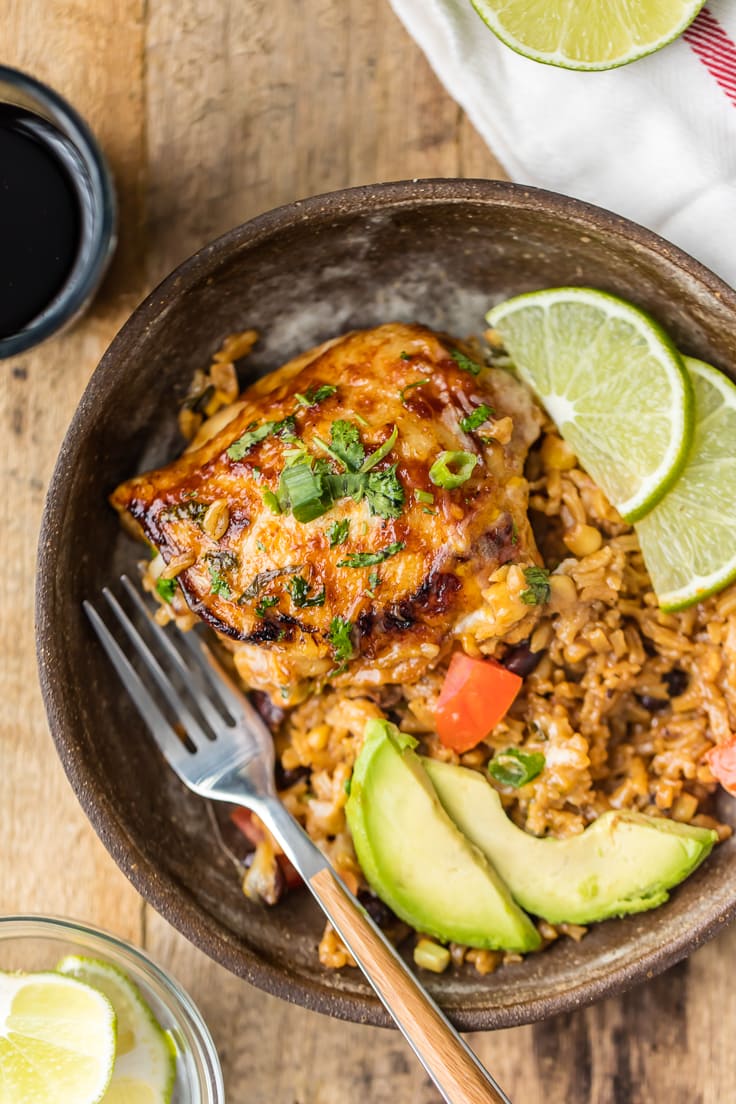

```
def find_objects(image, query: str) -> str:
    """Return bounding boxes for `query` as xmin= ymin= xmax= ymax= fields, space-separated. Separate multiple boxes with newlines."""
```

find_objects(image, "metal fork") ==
xmin=85 ymin=576 xmax=512 ymax=1104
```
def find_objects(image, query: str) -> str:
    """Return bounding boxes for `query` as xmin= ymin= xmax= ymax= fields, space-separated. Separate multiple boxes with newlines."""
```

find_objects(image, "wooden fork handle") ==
xmin=309 ymin=867 xmax=510 ymax=1104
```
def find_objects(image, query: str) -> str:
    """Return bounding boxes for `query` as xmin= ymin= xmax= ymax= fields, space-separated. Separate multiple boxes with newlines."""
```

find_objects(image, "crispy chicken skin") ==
xmin=112 ymin=323 xmax=542 ymax=700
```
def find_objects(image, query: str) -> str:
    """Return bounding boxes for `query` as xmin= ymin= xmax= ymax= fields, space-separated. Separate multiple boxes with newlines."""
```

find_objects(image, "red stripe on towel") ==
xmin=684 ymin=8 xmax=736 ymax=106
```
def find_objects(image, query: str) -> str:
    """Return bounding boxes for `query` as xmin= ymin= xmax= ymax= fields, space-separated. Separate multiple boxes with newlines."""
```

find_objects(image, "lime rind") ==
xmin=487 ymin=287 xmax=694 ymax=522
xmin=56 ymin=956 xmax=175 ymax=1104
xmin=470 ymin=0 xmax=706 ymax=72
xmin=0 ymin=971 xmax=117 ymax=1104
xmin=635 ymin=357 xmax=736 ymax=611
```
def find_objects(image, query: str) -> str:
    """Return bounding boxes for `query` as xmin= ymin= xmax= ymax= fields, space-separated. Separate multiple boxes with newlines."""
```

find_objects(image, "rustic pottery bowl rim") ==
xmin=36 ymin=178 xmax=736 ymax=1030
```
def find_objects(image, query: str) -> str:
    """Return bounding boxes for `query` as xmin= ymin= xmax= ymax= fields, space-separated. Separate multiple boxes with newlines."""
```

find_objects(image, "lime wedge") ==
xmin=486 ymin=288 xmax=694 ymax=521
xmin=0 ymin=971 xmax=116 ymax=1104
xmin=635 ymin=357 xmax=736 ymax=610
xmin=57 ymin=957 xmax=175 ymax=1104
xmin=471 ymin=0 xmax=705 ymax=71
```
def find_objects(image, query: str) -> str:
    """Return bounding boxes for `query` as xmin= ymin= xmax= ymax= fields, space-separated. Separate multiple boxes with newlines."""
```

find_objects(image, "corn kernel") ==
xmin=540 ymin=434 xmax=577 ymax=471
xmin=548 ymin=573 xmax=577 ymax=611
xmin=564 ymin=524 xmax=603 ymax=558
xmin=413 ymin=939 xmax=451 ymax=973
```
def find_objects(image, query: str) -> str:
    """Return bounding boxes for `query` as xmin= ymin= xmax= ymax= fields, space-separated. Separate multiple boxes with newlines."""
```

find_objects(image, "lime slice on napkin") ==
xmin=636 ymin=357 xmax=736 ymax=610
xmin=486 ymin=287 xmax=694 ymax=521
xmin=57 ymin=957 xmax=175 ymax=1104
xmin=471 ymin=0 xmax=705 ymax=71
xmin=0 ymin=970 xmax=116 ymax=1104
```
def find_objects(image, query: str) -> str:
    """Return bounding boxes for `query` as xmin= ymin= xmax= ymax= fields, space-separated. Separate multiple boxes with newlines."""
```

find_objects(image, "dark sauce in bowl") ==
xmin=0 ymin=104 xmax=82 ymax=339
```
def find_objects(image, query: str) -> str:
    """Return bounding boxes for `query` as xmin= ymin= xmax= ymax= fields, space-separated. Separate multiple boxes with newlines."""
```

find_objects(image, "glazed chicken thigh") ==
xmin=112 ymin=323 xmax=542 ymax=701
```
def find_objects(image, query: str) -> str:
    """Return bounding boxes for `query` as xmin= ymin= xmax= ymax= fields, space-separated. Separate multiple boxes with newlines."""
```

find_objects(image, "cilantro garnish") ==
xmin=263 ymin=490 xmax=282 ymax=514
xmin=338 ymin=541 xmax=405 ymax=568
xmin=399 ymin=351 xmax=412 ymax=361
xmin=255 ymin=595 xmax=279 ymax=617
xmin=205 ymin=551 xmax=237 ymax=599
xmin=488 ymin=748 xmax=545 ymax=789
xmin=327 ymin=518 xmax=350 ymax=547
xmin=289 ymin=576 xmax=326 ymax=608
xmin=155 ymin=577 xmax=177 ymax=603
xmin=364 ymin=464 xmax=404 ymax=519
xmin=450 ymin=348 xmax=484 ymax=376
xmin=295 ymin=384 xmax=337 ymax=407
xmin=227 ymin=415 xmax=297 ymax=460
xmin=367 ymin=569 xmax=380 ymax=591
xmin=328 ymin=616 xmax=355 ymax=663
xmin=520 ymin=566 xmax=551 ymax=606
xmin=330 ymin=420 xmax=365 ymax=472
xmin=460 ymin=403 xmax=494 ymax=433
xmin=241 ymin=565 xmax=301 ymax=601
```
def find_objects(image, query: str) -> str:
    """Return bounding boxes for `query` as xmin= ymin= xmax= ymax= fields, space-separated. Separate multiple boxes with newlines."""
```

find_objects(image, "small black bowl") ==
xmin=0 ymin=66 xmax=116 ymax=358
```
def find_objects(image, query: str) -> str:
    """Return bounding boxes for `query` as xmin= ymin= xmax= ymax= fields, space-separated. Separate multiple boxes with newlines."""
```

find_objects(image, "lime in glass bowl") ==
xmin=0 ymin=915 xmax=224 ymax=1104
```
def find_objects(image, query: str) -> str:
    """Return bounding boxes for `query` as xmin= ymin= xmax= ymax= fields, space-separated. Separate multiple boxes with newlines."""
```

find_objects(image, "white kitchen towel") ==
xmin=388 ymin=0 xmax=736 ymax=288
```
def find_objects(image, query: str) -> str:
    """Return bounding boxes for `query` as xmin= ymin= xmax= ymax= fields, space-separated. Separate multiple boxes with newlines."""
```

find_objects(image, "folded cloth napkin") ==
xmin=388 ymin=0 xmax=736 ymax=288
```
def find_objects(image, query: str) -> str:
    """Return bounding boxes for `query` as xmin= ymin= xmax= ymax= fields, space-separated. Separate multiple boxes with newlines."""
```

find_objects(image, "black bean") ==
xmin=275 ymin=761 xmax=310 ymax=789
xmin=250 ymin=689 xmax=286 ymax=731
xmin=636 ymin=693 xmax=669 ymax=712
xmin=358 ymin=889 xmax=398 ymax=929
xmin=502 ymin=640 xmax=543 ymax=677
xmin=663 ymin=668 xmax=689 ymax=698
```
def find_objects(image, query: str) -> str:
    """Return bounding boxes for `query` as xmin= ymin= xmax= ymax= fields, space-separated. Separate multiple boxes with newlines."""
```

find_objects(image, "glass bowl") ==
xmin=0 ymin=915 xmax=224 ymax=1103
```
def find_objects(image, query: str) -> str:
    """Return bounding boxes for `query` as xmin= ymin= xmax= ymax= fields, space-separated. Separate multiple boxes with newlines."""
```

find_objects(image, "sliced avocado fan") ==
xmin=423 ymin=758 xmax=717 ymax=925
xmin=345 ymin=720 xmax=541 ymax=951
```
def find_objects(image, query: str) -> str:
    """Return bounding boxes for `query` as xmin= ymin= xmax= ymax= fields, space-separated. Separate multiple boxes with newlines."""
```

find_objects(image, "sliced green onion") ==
xmin=429 ymin=450 xmax=478 ymax=490
xmin=279 ymin=463 xmax=328 ymax=523
xmin=488 ymin=748 xmax=545 ymax=789
xmin=263 ymin=490 xmax=282 ymax=514
xmin=399 ymin=378 xmax=430 ymax=403
xmin=360 ymin=425 xmax=398 ymax=473
xmin=414 ymin=489 xmax=434 ymax=505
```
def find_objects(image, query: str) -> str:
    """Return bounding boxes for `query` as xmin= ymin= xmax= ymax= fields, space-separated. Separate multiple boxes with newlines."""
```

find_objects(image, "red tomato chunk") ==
xmin=434 ymin=652 xmax=523 ymax=753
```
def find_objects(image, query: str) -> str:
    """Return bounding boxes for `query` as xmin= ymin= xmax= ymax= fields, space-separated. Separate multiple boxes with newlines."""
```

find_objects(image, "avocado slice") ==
xmin=423 ymin=758 xmax=718 ymax=925
xmin=345 ymin=720 xmax=541 ymax=951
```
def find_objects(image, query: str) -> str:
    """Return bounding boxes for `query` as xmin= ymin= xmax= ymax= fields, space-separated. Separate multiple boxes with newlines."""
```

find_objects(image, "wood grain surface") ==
xmin=1 ymin=3 xmax=733 ymax=1102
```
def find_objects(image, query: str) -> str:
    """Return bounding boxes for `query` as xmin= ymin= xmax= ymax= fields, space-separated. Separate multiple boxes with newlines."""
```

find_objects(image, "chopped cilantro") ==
xmin=460 ymin=403 xmax=494 ymax=433
xmin=450 ymin=348 xmax=483 ymax=376
xmin=295 ymin=384 xmax=337 ymax=407
xmin=520 ymin=566 xmax=551 ymax=606
xmin=241 ymin=565 xmax=301 ymax=601
xmin=289 ymin=575 xmax=326 ymax=608
xmin=488 ymin=748 xmax=545 ymax=789
xmin=399 ymin=351 xmax=412 ymax=361
xmin=205 ymin=551 xmax=237 ymax=599
xmin=328 ymin=616 xmax=355 ymax=663
xmin=365 ymin=464 xmax=404 ymax=519
xmin=155 ymin=577 xmax=177 ymax=603
xmin=327 ymin=518 xmax=350 ymax=547
xmin=227 ymin=415 xmax=297 ymax=460
xmin=338 ymin=541 xmax=405 ymax=568
xmin=208 ymin=566 xmax=231 ymax=599
xmin=162 ymin=500 xmax=207 ymax=526
xmin=256 ymin=540 xmax=267 ymax=552
xmin=255 ymin=595 xmax=279 ymax=617
xmin=330 ymin=420 xmax=365 ymax=472
xmin=367 ymin=569 xmax=380 ymax=590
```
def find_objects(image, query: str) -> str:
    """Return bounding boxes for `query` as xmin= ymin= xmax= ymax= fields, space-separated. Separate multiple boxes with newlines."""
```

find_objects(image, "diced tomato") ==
xmin=706 ymin=738 xmax=736 ymax=796
xmin=230 ymin=807 xmax=302 ymax=889
xmin=435 ymin=652 xmax=523 ymax=753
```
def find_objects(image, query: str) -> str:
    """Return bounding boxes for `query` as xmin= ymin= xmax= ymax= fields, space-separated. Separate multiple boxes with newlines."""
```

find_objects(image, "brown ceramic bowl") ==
xmin=37 ymin=179 xmax=736 ymax=1029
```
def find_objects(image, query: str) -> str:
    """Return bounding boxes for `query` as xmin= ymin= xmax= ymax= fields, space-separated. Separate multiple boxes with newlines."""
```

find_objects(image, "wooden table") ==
xmin=3 ymin=3 xmax=734 ymax=1101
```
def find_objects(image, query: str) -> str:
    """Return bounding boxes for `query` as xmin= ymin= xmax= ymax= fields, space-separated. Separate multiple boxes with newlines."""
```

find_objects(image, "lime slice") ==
xmin=486 ymin=287 xmax=694 ymax=521
xmin=57 ymin=957 xmax=175 ymax=1104
xmin=470 ymin=0 xmax=705 ymax=71
xmin=635 ymin=358 xmax=736 ymax=610
xmin=0 ymin=970 xmax=116 ymax=1104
